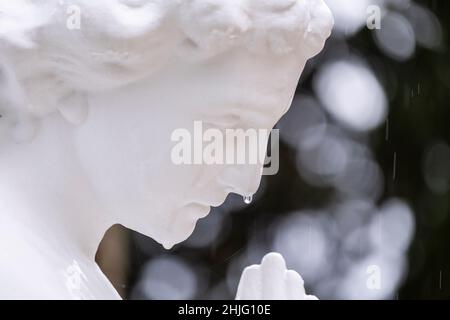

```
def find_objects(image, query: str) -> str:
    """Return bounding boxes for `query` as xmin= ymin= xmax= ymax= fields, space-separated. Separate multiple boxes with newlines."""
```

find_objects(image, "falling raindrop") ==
xmin=243 ymin=195 xmax=253 ymax=204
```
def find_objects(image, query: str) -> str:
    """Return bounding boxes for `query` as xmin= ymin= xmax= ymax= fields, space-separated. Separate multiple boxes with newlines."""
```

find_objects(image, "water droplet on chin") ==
xmin=243 ymin=195 xmax=253 ymax=204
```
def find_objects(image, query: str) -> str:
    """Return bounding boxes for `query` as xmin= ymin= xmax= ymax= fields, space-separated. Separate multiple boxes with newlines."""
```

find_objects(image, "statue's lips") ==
xmin=182 ymin=202 xmax=211 ymax=220
xmin=186 ymin=189 xmax=231 ymax=211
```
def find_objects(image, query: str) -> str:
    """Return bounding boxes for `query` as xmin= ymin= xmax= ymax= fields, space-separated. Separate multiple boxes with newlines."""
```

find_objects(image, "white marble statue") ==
xmin=0 ymin=0 xmax=332 ymax=299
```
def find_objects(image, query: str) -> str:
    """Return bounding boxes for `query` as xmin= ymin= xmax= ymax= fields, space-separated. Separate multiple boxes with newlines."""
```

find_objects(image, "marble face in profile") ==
xmin=0 ymin=0 xmax=333 ymax=299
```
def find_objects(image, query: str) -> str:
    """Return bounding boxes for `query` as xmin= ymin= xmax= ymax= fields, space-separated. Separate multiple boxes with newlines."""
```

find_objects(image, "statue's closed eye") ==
xmin=204 ymin=114 xmax=241 ymax=130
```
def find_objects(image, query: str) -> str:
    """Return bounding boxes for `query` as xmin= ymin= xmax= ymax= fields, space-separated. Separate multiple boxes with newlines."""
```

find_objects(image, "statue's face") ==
xmin=1 ymin=0 xmax=332 ymax=253
xmin=73 ymin=52 xmax=301 ymax=249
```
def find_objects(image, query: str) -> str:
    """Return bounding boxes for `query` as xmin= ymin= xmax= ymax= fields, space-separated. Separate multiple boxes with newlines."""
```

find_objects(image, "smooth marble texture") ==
xmin=0 ymin=0 xmax=332 ymax=299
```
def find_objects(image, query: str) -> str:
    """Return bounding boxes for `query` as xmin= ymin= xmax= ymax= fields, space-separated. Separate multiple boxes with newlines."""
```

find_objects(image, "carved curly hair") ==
xmin=0 ymin=0 xmax=332 ymax=138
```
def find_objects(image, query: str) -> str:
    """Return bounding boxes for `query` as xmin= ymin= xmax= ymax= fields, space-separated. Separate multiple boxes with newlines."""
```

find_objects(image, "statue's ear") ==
xmin=58 ymin=92 xmax=89 ymax=126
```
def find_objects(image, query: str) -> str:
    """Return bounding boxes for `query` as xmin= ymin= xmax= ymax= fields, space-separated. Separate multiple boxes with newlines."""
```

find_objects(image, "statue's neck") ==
xmin=0 ymin=113 xmax=113 ymax=261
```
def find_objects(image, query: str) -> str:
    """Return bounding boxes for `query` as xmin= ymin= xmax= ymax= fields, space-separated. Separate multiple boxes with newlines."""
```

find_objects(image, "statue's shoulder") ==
xmin=0 ymin=215 xmax=120 ymax=299
xmin=0 ymin=217 xmax=69 ymax=298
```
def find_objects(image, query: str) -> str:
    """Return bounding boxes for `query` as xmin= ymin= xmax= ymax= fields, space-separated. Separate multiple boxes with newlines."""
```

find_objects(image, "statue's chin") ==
xmin=148 ymin=203 xmax=212 ymax=250
xmin=158 ymin=222 xmax=197 ymax=250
